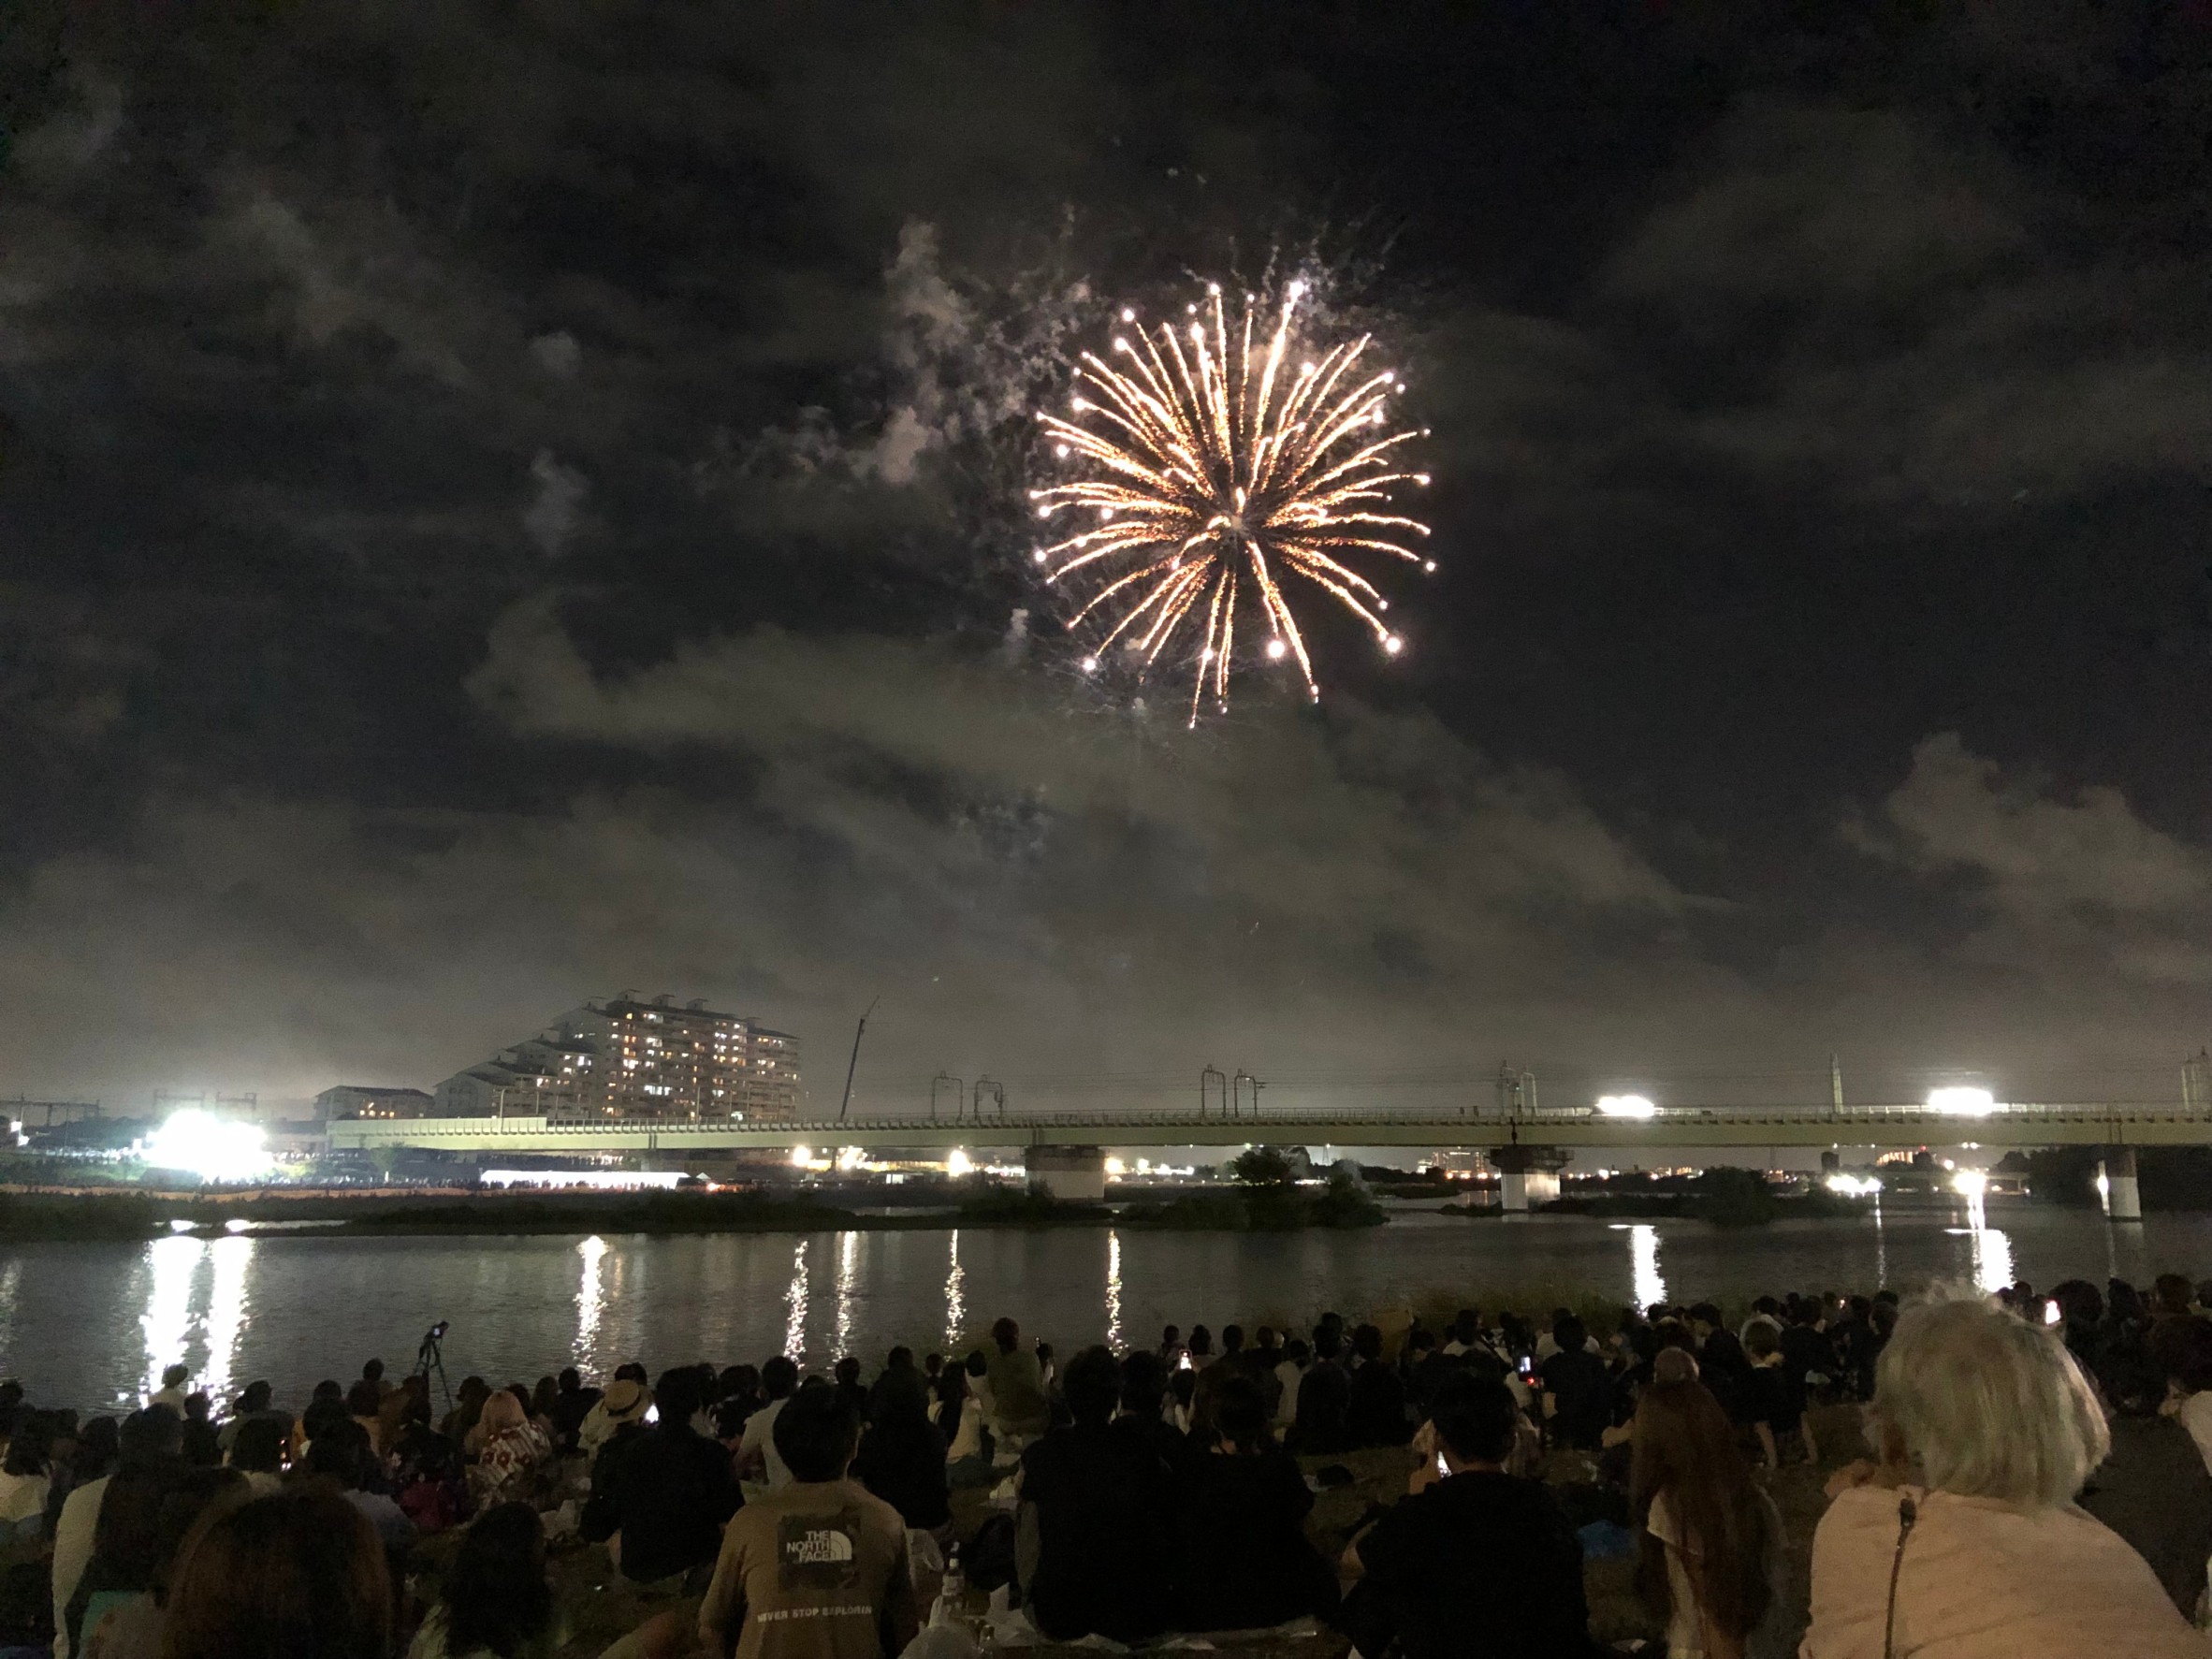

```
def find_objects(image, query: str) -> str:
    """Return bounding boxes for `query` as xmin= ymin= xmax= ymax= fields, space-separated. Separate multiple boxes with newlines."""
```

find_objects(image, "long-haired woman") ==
xmin=1631 ymin=1377 xmax=1784 ymax=1659
xmin=407 ymin=1502 xmax=560 ymax=1659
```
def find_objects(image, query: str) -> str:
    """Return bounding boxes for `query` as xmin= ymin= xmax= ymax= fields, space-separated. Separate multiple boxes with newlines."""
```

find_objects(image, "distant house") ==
xmin=314 ymin=1085 xmax=435 ymax=1121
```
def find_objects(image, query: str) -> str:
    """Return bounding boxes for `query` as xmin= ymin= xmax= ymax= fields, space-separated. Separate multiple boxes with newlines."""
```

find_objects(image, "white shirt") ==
xmin=738 ymin=1397 xmax=792 ymax=1490
xmin=52 ymin=1473 xmax=109 ymax=1659
xmin=0 ymin=1469 xmax=49 ymax=1525
xmin=1273 ymin=1360 xmax=1302 ymax=1425
xmin=937 ymin=1396 xmax=983 ymax=1463
xmin=148 ymin=1387 xmax=188 ymax=1415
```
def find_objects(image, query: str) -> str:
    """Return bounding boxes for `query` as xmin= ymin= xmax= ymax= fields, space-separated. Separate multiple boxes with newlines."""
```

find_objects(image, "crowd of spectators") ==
xmin=0 ymin=1273 xmax=2206 ymax=1655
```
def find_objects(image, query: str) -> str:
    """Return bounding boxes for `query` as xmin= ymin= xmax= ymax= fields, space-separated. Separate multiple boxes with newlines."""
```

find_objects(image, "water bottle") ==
xmin=932 ymin=1543 xmax=965 ymax=1629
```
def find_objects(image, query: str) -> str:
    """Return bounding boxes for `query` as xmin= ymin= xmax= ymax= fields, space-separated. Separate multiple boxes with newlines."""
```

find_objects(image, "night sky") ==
xmin=3 ymin=2 xmax=2209 ymax=1114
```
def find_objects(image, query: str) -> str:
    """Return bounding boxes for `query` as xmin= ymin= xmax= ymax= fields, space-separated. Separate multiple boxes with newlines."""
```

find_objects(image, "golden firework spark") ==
xmin=1030 ymin=279 xmax=1433 ymax=726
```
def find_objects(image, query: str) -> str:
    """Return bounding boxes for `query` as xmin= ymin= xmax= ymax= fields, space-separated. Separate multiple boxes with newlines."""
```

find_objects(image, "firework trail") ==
xmin=1030 ymin=280 xmax=1433 ymax=726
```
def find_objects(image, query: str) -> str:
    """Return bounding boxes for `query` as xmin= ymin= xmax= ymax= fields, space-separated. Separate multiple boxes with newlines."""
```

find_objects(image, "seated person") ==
xmin=580 ymin=1369 xmax=741 ymax=1589
xmin=985 ymin=1319 xmax=1051 ymax=1446
xmin=850 ymin=1370 xmax=949 ymax=1533
xmin=1111 ymin=1350 xmax=1189 ymax=1477
xmin=1345 ymin=1324 xmax=1411 ymax=1448
xmin=1343 ymin=1375 xmax=1597 ymax=1658
xmin=1536 ymin=1315 xmax=1610 ymax=1450
xmin=1017 ymin=1346 xmax=1174 ymax=1644
xmin=1288 ymin=1328 xmax=1351 ymax=1454
xmin=1173 ymin=1375 xmax=1337 ymax=1631
xmin=697 ymin=1385 xmax=917 ymax=1659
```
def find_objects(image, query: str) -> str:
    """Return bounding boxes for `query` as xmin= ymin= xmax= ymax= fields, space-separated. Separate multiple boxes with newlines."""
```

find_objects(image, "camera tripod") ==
xmin=413 ymin=1320 xmax=453 ymax=1415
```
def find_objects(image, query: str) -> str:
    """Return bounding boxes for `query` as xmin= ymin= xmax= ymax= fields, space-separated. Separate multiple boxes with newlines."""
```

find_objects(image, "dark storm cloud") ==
xmin=2 ymin=2 xmax=2208 ymax=1112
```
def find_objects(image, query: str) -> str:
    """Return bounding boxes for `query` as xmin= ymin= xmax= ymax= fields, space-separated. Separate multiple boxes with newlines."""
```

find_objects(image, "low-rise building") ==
xmin=314 ymin=1085 xmax=435 ymax=1120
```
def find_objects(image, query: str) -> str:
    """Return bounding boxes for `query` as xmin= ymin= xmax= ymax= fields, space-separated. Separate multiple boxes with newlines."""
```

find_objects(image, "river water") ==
xmin=4 ymin=1201 xmax=2208 ymax=1414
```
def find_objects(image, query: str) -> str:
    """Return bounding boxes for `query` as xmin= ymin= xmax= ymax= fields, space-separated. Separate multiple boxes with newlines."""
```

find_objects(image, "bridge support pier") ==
xmin=1491 ymin=1145 xmax=1570 ymax=1214
xmin=1027 ymin=1144 xmax=1107 ymax=1203
xmin=2100 ymin=1146 xmax=2143 ymax=1223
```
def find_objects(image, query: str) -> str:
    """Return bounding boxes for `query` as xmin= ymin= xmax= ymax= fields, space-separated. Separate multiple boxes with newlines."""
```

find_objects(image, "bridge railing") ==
xmin=333 ymin=1099 xmax=2212 ymax=1138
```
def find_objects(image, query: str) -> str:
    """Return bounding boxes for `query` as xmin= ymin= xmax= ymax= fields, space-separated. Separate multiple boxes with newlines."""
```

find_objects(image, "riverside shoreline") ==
xmin=0 ymin=1182 xmax=1395 ymax=1241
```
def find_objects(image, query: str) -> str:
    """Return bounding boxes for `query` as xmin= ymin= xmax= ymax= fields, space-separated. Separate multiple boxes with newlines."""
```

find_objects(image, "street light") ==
xmin=1594 ymin=1095 xmax=1658 ymax=1119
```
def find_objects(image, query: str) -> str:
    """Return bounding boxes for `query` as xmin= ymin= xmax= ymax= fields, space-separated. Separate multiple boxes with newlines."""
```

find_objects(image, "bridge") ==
xmin=326 ymin=1101 xmax=2212 ymax=1153
xmin=327 ymin=1102 xmax=2210 ymax=1215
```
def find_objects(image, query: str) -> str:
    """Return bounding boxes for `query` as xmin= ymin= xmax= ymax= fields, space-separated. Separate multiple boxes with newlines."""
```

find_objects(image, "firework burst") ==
xmin=1029 ymin=280 xmax=1433 ymax=726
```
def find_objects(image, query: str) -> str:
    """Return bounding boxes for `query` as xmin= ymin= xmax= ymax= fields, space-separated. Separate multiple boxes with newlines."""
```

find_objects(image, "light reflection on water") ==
xmin=943 ymin=1230 xmax=966 ymax=1353
xmin=782 ymin=1242 xmax=809 ymax=1365
xmin=575 ymin=1236 xmax=607 ymax=1366
xmin=134 ymin=1235 xmax=255 ymax=1409
xmin=1956 ymin=1193 xmax=2016 ymax=1295
xmin=1628 ymin=1225 xmax=1665 ymax=1311
xmin=833 ymin=1232 xmax=859 ymax=1361
xmin=1105 ymin=1230 xmax=1123 ymax=1351
xmin=0 ymin=1204 xmax=2205 ymax=1411
xmin=139 ymin=1235 xmax=201 ymax=1403
xmin=200 ymin=1236 xmax=253 ymax=1405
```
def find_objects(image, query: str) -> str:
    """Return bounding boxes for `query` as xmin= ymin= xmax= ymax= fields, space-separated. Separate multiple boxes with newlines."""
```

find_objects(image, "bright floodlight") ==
xmin=137 ymin=1110 xmax=274 ymax=1185
xmin=1594 ymin=1095 xmax=1658 ymax=1119
xmin=946 ymin=1148 xmax=973 ymax=1178
xmin=790 ymin=1144 xmax=812 ymax=1169
xmin=1952 ymin=1168 xmax=1988 ymax=1199
xmin=1927 ymin=1086 xmax=1996 ymax=1117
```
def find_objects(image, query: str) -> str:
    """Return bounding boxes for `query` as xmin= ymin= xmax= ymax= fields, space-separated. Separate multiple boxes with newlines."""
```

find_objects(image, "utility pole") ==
xmin=930 ymin=1072 xmax=964 ymax=1121
xmin=1200 ymin=1065 xmax=1227 ymax=1118
xmin=836 ymin=997 xmax=878 ymax=1122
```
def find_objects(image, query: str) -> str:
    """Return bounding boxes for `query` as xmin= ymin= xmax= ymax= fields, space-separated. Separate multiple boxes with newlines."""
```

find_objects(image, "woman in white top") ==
xmin=932 ymin=1366 xmax=985 ymax=1465
xmin=1631 ymin=1376 xmax=1785 ymax=1659
xmin=1805 ymin=1294 xmax=2209 ymax=1659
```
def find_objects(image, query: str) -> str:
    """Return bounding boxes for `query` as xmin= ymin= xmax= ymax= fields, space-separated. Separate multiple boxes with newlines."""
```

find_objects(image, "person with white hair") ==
xmin=1802 ymin=1293 xmax=2212 ymax=1658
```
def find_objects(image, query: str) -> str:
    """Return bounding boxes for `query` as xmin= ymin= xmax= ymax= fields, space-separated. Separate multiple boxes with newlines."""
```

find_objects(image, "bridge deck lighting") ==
xmin=1594 ymin=1095 xmax=1658 ymax=1119
xmin=1927 ymin=1086 xmax=1996 ymax=1117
